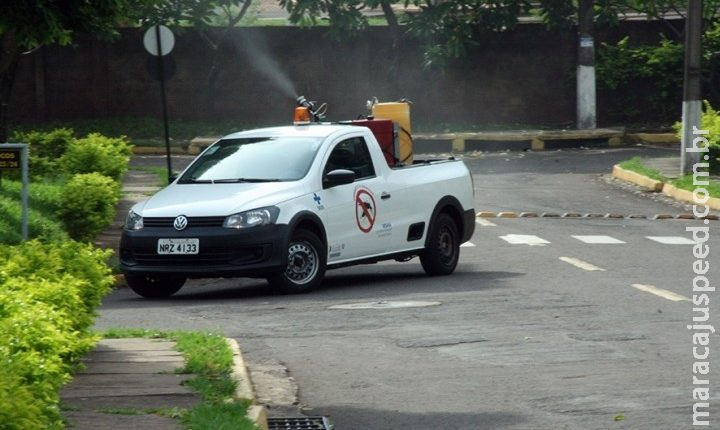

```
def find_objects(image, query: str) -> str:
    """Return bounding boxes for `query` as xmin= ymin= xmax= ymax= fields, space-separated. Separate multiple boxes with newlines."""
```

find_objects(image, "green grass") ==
xmin=618 ymin=157 xmax=669 ymax=182
xmin=672 ymin=174 xmax=720 ymax=198
xmin=100 ymin=328 xmax=259 ymax=430
xmin=618 ymin=156 xmax=720 ymax=198
xmin=0 ymin=177 xmax=68 ymax=244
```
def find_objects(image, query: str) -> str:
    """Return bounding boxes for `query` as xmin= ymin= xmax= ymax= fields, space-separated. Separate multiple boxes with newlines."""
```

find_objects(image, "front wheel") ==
xmin=125 ymin=275 xmax=186 ymax=298
xmin=267 ymin=229 xmax=326 ymax=294
xmin=420 ymin=213 xmax=460 ymax=276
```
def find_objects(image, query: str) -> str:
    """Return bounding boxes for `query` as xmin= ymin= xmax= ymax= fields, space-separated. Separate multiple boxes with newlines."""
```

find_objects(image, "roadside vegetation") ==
xmin=619 ymin=100 xmax=720 ymax=197
xmin=0 ymin=128 xmax=130 ymax=429
xmin=0 ymin=241 xmax=115 ymax=428
xmin=1 ymin=128 xmax=130 ymax=243
xmin=619 ymin=157 xmax=720 ymax=198
xmin=101 ymin=329 xmax=260 ymax=430
xmin=9 ymin=118 xmax=245 ymax=149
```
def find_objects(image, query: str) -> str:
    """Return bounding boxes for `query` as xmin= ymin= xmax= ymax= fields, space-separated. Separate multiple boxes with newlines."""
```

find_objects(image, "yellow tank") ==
xmin=372 ymin=102 xmax=413 ymax=165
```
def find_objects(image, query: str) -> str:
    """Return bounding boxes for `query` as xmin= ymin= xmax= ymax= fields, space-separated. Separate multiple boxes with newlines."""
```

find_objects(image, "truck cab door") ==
xmin=318 ymin=136 xmax=390 ymax=263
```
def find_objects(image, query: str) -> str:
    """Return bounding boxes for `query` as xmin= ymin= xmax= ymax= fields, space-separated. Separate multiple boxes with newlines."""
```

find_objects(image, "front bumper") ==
xmin=120 ymin=224 xmax=290 ymax=279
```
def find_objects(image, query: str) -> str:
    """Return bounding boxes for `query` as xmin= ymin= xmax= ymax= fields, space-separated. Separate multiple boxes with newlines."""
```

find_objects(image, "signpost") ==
xmin=143 ymin=25 xmax=175 ymax=183
xmin=0 ymin=144 xmax=29 ymax=240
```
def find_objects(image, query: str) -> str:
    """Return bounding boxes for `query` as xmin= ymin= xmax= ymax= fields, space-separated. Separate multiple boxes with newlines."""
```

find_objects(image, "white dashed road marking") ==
xmin=559 ymin=257 xmax=606 ymax=271
xmin=631 ymin=284 xmax=691 ymax=302
xmin=646 ymin=236 xmax=696 ymax=245
xmin=572 ymin=235 xmax=626 ymax=244
xmin=499 ymin=235 xmax=550 ymax=246
xmin=461 ymin=242 xmax=476 ymax=248
xmin=475 ymin=218 xmax=497 ymax=227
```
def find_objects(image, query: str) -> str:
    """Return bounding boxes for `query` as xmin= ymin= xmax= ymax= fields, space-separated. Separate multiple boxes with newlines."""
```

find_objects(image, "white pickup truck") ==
xmin=120 ymin=124 xmax=475 ymax=297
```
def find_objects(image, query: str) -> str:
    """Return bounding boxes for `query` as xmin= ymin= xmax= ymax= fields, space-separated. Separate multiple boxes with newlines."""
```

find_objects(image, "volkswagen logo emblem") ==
xmin=173 ymin=215 xmax=188 ymax=231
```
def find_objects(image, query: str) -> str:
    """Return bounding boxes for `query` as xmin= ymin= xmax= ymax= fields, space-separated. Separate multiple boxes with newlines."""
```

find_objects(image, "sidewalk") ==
xmin=63 ymin=158 xmax=268 ymax=429
xmin=61 ymin=339 xmax=201 ymax=430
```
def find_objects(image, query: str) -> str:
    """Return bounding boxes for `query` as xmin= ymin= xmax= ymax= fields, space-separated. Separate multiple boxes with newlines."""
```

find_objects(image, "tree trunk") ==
xmin=0 ymin=32 xmax=20 ymax=142
xmin=379 ymin=0 xmax=401 ymax=99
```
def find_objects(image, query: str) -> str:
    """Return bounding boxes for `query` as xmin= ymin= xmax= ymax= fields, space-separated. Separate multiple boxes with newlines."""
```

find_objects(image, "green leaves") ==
xmin=0 ymin=0 xmax=128 ymax=51
xmin=60 ymin=133 xmax=132 ymax=182
xmin=0 ymin=240 xmax=114 ymax=429
xmin=59 ymin=173 xmax=121 ymax=242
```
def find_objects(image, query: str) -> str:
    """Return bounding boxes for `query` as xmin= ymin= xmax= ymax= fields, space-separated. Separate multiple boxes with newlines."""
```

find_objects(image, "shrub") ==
xmin=60 ymin=133 xmax=132 ymax=181
xmin=0 ymin=371 xmax=44 ymax=430
xmin=674 ymin=100 xmax=720 ymax=173
xmin=0 ymin=240 xmax=113 ymax=429
xmin=8 ymin=128 xmax=75 ymax=178
xmin=0 ymin=240 xmax=114 ymax=327
xmin=58 ymin=173 xmax=120 ymax=242
xmin=596 ymin=36 xmax=684 ymax=122
xmin=0 ymin=179 xmax=68 ymax=245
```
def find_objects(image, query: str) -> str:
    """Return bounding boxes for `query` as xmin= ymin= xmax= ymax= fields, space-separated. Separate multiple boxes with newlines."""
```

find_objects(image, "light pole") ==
xmin=681 ymin=0 xmax=704 ymax=175
xmin=577 ymin=0 xmax=596 ymax=130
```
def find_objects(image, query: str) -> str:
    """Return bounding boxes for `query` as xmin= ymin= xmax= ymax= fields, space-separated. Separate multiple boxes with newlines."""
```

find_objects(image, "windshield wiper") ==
xmin=178 ymin=178 xmax=212 ymax=184
xmin=212 ymin=178 xmax=283 ymax=183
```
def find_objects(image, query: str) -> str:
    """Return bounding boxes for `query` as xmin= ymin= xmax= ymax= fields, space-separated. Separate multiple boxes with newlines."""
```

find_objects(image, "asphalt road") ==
xmin=98 ymin=146 xmax=719 ymax=429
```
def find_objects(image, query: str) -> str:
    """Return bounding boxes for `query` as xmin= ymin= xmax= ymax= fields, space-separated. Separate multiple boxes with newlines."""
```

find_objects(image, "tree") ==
xmin=128 ymin=0 xmax=256 ymax=115
xmin=593 ymin=1 xmax=720 ymax=121
xmin=278 ymin=0 xmax=405 ymax=95
xmin=0 ymin=1 xmax=134 ymax=141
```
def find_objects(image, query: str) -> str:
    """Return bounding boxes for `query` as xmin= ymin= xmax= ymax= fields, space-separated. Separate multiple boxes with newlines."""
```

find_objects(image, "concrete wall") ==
xmin=10 ymin=22 xmax=676 ymax=129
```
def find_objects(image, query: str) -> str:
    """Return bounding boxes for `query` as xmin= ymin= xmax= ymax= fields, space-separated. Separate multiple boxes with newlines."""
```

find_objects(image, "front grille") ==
xmin=267 ymin=417 xmax=332 ymax=430
xmin=132 ymin=246 xmax=266 ymax=266
xmin=143 ymin=216 xmax=226 ymax=228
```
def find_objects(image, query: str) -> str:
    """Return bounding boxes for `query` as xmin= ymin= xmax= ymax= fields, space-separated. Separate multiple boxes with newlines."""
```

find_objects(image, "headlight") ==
xmin=223 ymin=206 xmax=279 ymax=229
xmin=125 ymin=210 xmax=144 ymax=230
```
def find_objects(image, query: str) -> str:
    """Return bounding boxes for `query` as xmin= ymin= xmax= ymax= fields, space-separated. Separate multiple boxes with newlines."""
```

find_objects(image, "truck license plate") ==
xmin=157 ymin=238 xmax=199 ymax=255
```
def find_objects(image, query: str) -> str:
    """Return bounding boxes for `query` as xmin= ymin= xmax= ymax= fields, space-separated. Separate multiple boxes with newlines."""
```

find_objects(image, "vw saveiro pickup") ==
xmin=120 ymin=122 xmax=475 ymax=298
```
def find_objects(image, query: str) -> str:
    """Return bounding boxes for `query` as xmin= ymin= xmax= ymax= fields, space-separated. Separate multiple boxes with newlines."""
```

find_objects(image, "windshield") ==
xmin=178 ymin=136 xmax=323 ymax=183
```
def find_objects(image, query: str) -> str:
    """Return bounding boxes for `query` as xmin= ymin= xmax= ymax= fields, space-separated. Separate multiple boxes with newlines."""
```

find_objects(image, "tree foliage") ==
xmin=594 ymin=3 xmax=720 ymax=122
xmin=0 ymin=1 xmax=133 ymax=141
xmin=126 ymin=0 xmax=256 ymax=114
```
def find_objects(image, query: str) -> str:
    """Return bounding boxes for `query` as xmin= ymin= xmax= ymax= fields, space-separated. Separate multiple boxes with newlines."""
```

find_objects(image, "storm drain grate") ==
xmin=267 ymin=416 xmax=332 ymax=430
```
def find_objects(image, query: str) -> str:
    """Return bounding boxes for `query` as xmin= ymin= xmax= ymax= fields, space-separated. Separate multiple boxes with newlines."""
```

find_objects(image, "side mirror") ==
xmin=323 ymin=169 xmax=355 ymax=188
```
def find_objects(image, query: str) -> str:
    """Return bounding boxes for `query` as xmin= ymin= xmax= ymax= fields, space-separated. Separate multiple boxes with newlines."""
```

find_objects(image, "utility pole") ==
xmin=577 ymin=0 xmax=596 ymax=130
xmin=681 ymin=0 xmax=703 ymax=174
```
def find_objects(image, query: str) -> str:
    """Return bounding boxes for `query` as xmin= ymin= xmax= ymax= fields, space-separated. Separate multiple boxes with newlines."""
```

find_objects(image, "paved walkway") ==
xmin=63 ymin=158 xmax=196 ymax=429
xmin=61 ymin=339 xmax=201 ymax=430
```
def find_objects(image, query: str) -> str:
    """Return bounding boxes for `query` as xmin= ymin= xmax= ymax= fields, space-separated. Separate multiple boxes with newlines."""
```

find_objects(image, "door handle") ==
xmin=381 ymin=192 xmax=391 ymax=200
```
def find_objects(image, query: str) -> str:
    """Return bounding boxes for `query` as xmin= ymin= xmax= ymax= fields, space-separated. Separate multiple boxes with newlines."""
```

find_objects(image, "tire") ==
xmin=420 ymin=212 xmax=460 ymax=276
xmin=125 ymin=275 xmax=185 ymax=298
xmin=267 ymin=229 xmax=326 ymax=294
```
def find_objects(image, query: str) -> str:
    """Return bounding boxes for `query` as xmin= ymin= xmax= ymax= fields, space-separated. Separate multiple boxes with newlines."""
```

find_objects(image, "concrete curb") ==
xmin=226 ymin=338 xmax=269 ymax=430
xmin=626 ymin=132 xmax=679 ymax=146
xmin=663 ymin=183 xmax=720 ymax=210
xmin=612 ymin=164 xmax=720 ymax=210
xmin=612 ymin=165 xmax=664 ymax=192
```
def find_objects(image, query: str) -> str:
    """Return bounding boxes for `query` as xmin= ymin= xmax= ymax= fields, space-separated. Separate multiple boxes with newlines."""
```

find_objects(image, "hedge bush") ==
xmin=58 ymin=173 xmax=120 ymax=242
xmin=674 ymin=101 xmax=720 ymax=173
xmin=8 ymin=128 xmax=75 ymax=178
xmin=0 ymin=241 xmax=114 ymax=429
xmin=60 ymin=133 xmax=132 ymax=182
xmin=0 ymin=179 xmax=68 ymax=245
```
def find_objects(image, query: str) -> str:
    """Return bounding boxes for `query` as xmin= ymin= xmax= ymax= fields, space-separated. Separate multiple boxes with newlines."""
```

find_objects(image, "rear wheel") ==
xmin=267 ymin=229 xmax=326 ymax=294
xmin=125 ymin=275 xmax=185 ymax=298
xmin=420 ymin=213 xmax=460 ymax=276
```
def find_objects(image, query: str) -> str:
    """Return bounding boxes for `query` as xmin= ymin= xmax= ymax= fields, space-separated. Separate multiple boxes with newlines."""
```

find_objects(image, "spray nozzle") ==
xmin=295 ymin=96 xmax=326 ymax=122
